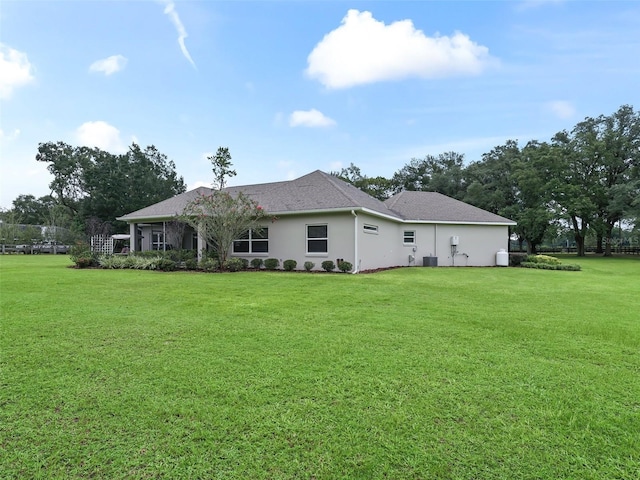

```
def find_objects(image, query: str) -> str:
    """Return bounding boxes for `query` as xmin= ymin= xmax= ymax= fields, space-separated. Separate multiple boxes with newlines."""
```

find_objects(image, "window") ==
xmin=307 ymin=224 xmax=328 ymax=253
xmin=363 ymin=224 xmax=378 ymax=234
xmin=233 ymin=228 xmax=269 ymax=254
xmin=403 ymin=230 xmax=416 ymax=244
xmin=152 ymin=230 xmax=165 ymax=250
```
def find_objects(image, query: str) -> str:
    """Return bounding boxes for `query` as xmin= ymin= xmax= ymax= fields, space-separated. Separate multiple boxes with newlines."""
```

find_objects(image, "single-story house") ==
xmin=117 ymin=170 xmax=515 ymax=271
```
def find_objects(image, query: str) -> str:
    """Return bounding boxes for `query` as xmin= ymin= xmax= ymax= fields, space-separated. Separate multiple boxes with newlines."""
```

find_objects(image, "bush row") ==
xmin=70 ymin=242 xmax=354 ymax=273
xmin=520 ymin=262 xmax=581 ymax=271
xmin=520 ymin=254 xmax=581 ymax=271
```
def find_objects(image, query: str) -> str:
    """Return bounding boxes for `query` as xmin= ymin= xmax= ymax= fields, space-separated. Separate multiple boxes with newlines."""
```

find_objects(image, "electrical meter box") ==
xmin=450 ymin=236 xmax=459 ymax=246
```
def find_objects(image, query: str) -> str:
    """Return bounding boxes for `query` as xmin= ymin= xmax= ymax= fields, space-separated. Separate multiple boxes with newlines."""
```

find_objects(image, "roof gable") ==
xmin=225 ymin=170 xmax=397 ymax=217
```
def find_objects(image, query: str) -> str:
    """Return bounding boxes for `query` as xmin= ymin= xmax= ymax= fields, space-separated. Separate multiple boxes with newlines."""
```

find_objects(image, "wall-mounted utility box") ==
xmin=450 ymin=235 xmax=459 ymax=246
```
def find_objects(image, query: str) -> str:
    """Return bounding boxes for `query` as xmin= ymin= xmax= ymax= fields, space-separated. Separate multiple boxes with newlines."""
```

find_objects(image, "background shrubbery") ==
xmin=521 ymin=254 xmax=581 ymax=271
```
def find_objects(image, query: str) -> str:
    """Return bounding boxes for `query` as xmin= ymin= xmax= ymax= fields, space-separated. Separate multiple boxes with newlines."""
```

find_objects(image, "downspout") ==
xmin=163 ymin=221 xmax=166 ymax=252
xmin=351 ymin=210 xmax=359 ymax=274
xmin=434 ymin=224 xmax=437 ymax=257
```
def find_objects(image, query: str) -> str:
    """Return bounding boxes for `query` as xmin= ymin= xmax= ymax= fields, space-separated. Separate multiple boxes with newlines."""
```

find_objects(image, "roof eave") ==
xmin=404 ymin=219 xmax=517 ymax=226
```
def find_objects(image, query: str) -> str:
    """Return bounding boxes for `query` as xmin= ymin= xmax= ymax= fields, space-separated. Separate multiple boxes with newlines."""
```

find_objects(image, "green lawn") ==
xmin=1 ymin=255 xmax=639 ymax=479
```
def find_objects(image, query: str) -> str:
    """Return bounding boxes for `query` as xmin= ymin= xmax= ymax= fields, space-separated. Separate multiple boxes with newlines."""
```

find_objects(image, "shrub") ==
xmin=559 ymin=264 xmax=581 ymax=271
xmin=283 ymin=259 xmax=297 ymax=271
xmin=98 ymin=255 xmax=128 ymax=269
xmin=223 ymin=258 xmax=245 ymax=272
xmin=321 ymin=260 xmax=335 ymax=272
xmin=303 ymin=261 xmax=315 ymax=272
xmin=69 ymin=242 xmax=97 ymax=268
xmin=199 ymin=258 xmax=219 ymax=272
xmin=238 ymin=258 xmax=249 ymax=269
xmin=75 ymin=257 xmax=94 ymax=269
xmin=156 ymin=258 xmax=177 ymax=272
xmin=185 ymin=258 xmax=198 ymax=270
xmin=338 ymin=260 xmax=353 ymax=273
xmin=250 ymin=258 xmax=264 ymax=269
xmin=521 ymin=262 xmax=581 ymax=271
xmin=509 ymin=253 xmax=527 ymax=267
xmin=264 ymin=258 xmax=279 ymax=270
xmin=526 ymin=254 xmax=560 ymax=265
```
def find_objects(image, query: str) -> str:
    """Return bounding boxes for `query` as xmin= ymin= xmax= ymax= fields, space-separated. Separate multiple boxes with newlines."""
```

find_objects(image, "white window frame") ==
xmin=403 ymin=230 xmax=416 ymax=245
xmin=306 ymin=224 xmax=328 ymax=254
xmin=232 ymin=228 xmax=269 ymax=255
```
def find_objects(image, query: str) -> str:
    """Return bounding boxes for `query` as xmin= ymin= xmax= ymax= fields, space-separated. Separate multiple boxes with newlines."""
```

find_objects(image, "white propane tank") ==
xmin=496 ymin=249 xmax=509 ymax=267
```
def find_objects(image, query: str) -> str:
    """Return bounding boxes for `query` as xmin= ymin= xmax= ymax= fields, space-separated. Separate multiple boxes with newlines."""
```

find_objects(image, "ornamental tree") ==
xmin=181 ymin=191 xmax=265 ymax=268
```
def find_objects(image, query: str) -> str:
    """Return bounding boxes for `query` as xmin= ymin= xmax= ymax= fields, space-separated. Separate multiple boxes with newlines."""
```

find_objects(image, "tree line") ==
xmin=1 ymin=105 xmax=638 ymax=256
xmin=1 ymin=142 xmax=186 ymax=243
xmin=333 ymin=105 xmax=639 ymax=256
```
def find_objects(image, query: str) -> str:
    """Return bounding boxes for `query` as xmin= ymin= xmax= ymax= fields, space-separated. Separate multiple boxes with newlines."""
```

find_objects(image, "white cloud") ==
xmin=76 ymin=121 xmax=126 ymax=153
xmin=289 ymin=109 xmax=336 ymax=128
xmin=161 ymin=0 xmax=196 ymax=68
xmin=89 ymin=54 xmax=127 ymax=75
xmin=0 ymin=43 xmax=35 ymax=99
xmin=306 ymin=10 xmax=496 ymax=89
xmin=188 ymin=180 xmax=211 ymax=190
xmin=547 ymin=100 xmax=575 ymax=119
xmin=0 ymin=128 xmax=21 ymax=141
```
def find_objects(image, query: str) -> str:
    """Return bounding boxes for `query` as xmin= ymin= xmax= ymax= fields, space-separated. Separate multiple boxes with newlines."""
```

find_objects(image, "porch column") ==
xmin=129 ymin=223 xmax=137 ymax=252
xmin=197 ymin=223 xmax=205 ymax=262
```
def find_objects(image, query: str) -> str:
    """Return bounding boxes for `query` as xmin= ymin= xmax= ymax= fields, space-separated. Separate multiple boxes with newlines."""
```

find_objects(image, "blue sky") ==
xmin=1 ymin=0 xmax=639 ymax=209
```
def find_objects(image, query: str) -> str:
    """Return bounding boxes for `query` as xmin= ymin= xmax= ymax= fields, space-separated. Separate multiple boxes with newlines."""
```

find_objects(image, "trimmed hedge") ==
xmin=525 ymin=254 xmax=561 ymax=265
xmin=521 ymin=262 xmax=581 ymax=271
xmin=250 ymin=258 xmax=264 ymax=269
xmin=223 ymin=258 xmax=245 ymax=272
xmin=338 ymin=261 xmax=353 ymax=273
xmin=283 ymin=259 xmax=297 ymax=271
xmin=264 ymin=258 xmax=280 ymax=270
xmin=321 ymin=260 xmax=335 ymax=272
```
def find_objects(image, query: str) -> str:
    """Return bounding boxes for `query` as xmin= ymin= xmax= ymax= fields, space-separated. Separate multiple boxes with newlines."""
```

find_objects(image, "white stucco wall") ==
xmin=231 ymin=212 xmax=356 ymax=271
xmin=130 ymin=215 xmax=510 ymax=270
xmin=429 ymin=224 xmax=509 ymax=267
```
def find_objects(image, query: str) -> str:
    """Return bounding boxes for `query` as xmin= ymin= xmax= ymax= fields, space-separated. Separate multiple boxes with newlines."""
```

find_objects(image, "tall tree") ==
xmin=35 ymin=141 xmax=87 ymax=215
xmin=331 ymin=163 xmax=394 ymax=200
xmin=391 ymin=152 xmax=466 ymax=199
xmin=36 ymin=142 xmax=186 ymax=233
xmin=209 ymin=147 xmax=236 ymax=190
xmin=507 ymin=141 xmax=556 ymax=254
xmin=11 ymin=194 xmax=56 ymax=225
xmin=549 ymin=105 xmax=639 ymax=256
xmin=463 ymin=141 xmax=519 ymax=214
xmin=549 ymin=130 xmax=598 ymax=257
xmin=588 ymin=105 xmax=639 ymax=255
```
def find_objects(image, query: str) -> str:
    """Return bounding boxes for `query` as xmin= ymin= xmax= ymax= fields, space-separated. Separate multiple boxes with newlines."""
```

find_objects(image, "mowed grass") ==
xmin=1 ymin=255 xmax=639 ymax=479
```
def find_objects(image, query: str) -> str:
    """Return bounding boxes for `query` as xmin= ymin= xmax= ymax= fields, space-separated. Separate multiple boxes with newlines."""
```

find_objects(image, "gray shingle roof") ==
xmin=117 ymin=187 xmax=213 ymax=221
xmin=225 ymin=170 xmax=398 ymax=217
xmin=118 ymin=170 xmax=515 ymax=225
xmin=384 ymin=191 xmax=515 ymax=224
